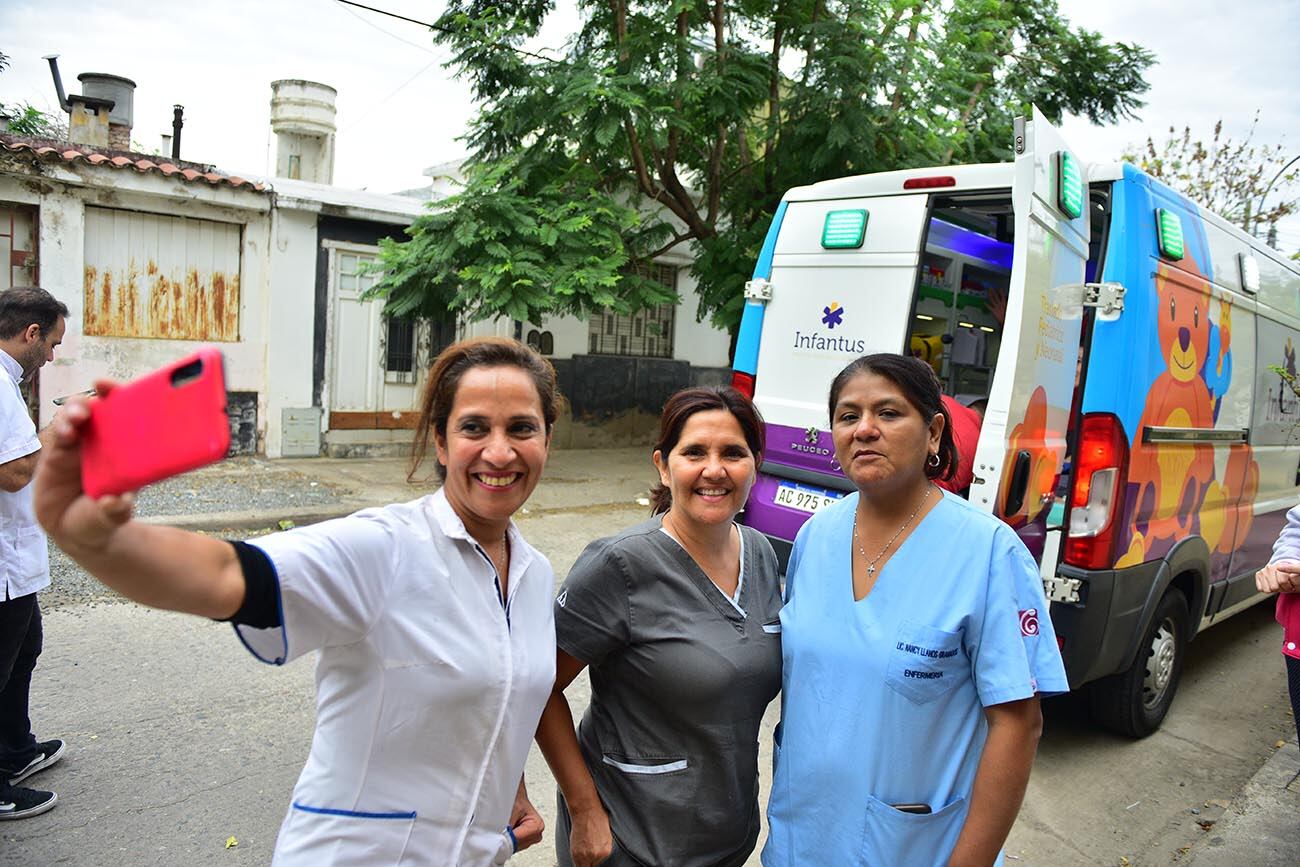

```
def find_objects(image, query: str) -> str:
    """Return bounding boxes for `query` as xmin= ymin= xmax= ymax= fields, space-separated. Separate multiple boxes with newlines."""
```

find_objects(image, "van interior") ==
xmin=906 ymin=186 xmax=1112 ymax=511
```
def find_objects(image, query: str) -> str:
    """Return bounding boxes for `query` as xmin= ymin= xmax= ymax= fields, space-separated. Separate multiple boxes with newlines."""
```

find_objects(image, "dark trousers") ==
xmin=1288 ymin=655 xmax=1300 ymax=747
xmin=0 ymin=592 xmax=41 ymax=780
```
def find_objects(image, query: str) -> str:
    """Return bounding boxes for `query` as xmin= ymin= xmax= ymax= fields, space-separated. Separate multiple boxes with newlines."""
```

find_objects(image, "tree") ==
xmin=373 ymin=0 xmax=1154 ymax=335
xmin=0 ymin=51 xmax=67 ymax=140
xmin=1124 ymin=115 xmax=1298 ymax=245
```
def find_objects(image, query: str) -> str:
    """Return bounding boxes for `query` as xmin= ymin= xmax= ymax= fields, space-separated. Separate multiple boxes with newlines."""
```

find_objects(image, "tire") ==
xmin=1088 ymin=589 xmax=1190 ymax=738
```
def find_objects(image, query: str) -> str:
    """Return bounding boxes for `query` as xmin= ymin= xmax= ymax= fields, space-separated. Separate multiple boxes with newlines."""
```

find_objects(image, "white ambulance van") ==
xmin=731 ymin=108 xmax=1300 ymax=736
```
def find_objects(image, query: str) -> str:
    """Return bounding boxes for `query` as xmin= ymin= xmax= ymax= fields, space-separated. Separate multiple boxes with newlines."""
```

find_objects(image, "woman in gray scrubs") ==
xmin=536 ymin=387 xmax=782 ymax=867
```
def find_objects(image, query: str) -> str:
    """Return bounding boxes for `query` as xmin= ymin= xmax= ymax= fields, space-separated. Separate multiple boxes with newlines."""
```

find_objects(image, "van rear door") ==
xmin=751 ymin=191 xmax=929 ymax=443
xmin=970 ymin=107 xmax=1090 ymax=553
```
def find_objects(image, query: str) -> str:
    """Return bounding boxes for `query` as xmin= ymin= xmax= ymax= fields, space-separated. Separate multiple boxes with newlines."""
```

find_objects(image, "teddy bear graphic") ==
xmin=1116 ymin=262 xmax=1259 ymax=569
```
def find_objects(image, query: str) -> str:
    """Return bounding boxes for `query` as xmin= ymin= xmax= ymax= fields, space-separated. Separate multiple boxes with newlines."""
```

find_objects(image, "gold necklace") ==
xmin=853 ymin=484 xmax=933 ymax=578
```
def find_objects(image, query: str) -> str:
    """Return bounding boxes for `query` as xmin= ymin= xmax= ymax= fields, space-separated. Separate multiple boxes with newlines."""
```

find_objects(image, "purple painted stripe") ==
xmin=742 ymin=471 xmax=848 ymax=544
xmin=1232 ymin=504 xmax=1294 ymax=580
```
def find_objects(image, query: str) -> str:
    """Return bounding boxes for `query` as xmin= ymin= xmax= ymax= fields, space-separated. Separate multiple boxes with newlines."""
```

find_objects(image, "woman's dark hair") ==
xmin=649 ymin=386 xmax=765 ymax=515
xmin=409 ymin=337 xmax=561 ymax=482
xmin=827 ymin=353 xmax=958 ymax=483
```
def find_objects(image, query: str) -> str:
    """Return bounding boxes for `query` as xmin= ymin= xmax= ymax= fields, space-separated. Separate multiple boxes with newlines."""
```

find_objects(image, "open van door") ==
xmin=969 ymin=108 xmax=1090 ymax=558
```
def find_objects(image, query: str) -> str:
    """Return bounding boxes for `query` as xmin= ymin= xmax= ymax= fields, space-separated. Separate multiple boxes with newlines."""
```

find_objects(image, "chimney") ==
xmin=270 ymin=80 xmax=337 ymax=184
xmin=78 ymin=73 xmax=136 ymax=150
xmin=67 ymin=95 xmax=114 ymax=147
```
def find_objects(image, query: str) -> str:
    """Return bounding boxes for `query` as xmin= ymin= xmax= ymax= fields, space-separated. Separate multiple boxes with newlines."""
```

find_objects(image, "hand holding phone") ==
xmin=80 ymin=348 xmax=231 ymax=498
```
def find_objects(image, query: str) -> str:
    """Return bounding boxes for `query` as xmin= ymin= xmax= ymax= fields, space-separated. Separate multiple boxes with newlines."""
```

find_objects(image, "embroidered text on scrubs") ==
xmin=904 ymin=669 xmax=944 ymax=679
xmin=895 ymin=642 xmax=959 ymax=658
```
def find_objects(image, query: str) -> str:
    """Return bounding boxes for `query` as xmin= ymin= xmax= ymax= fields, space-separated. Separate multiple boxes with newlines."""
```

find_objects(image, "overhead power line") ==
xmin=333 ymin=0 xmax=563 ymax=64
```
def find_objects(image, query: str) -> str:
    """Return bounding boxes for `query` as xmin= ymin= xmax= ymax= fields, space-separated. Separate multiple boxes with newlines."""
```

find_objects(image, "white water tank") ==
xmin=270 ymin=80 xmax=337 ymax=184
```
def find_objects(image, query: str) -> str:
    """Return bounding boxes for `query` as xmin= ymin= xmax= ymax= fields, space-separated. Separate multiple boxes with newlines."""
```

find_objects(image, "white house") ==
xmin=1 ymin=72 xmax=733 ymax=458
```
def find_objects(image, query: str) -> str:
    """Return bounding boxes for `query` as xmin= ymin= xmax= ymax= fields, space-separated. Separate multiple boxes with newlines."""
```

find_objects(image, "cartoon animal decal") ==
xmin=997 ymin=386 xmax=1061 ymax=529
xmin=1117 ymin=261 xmax=1259 ymax=568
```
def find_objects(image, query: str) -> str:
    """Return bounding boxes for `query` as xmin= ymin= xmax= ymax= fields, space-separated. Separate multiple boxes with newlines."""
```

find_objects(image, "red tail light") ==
xmin=731 ymin=370 xmax=755 ymax=399
xmin=903 ymin=176 xmax=957 ymax=190
xmin=1063 ymin=413 xmax=1129 ymax=570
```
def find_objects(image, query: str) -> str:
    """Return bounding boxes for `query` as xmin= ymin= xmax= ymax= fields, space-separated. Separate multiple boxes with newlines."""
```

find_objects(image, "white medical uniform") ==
xmin=0 ymin=349 xmax=48 ymax=599
xmin=235 ymin=488 xmax=555 ymax=866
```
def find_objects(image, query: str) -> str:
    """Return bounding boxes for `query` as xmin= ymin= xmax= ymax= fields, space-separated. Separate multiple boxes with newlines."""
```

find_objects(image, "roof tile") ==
xmin=0 ymin=133 xmax=266 ymax=191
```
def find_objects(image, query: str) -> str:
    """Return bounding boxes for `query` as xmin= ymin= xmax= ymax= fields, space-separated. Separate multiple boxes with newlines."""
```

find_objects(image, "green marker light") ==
xmin=1156 ymin=209 xmax=1184 ymax=260
xmin=1056 ymin=151 xmax=1084 ymax=219
xmin=822 ymin=209 xmax=868 ymax=249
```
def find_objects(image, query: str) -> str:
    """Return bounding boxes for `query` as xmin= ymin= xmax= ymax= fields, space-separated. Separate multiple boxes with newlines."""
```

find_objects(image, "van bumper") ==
xmin=1049 ymin=560 xmax=1165 ymax=689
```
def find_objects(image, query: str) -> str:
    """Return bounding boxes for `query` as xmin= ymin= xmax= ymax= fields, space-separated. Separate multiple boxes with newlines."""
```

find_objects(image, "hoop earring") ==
xmin=928 ymin=453 xmax=940 ymax=468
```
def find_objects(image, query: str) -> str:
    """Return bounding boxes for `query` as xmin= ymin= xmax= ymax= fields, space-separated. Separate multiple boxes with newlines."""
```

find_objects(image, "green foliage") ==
xmin=373 ymin=0 xmax=1154 ymax=338
xmin=1125 ymin=115 xmax=1298 ymax=243
xmin=0 ymin=51 xmax=67 ymax=140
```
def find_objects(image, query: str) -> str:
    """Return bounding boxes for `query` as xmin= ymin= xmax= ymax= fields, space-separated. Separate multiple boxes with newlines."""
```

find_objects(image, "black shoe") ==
xmin=0 ymin=786 xmax=57 ymax=820
xmin=5 ymin=739 xmax=66 ymax=786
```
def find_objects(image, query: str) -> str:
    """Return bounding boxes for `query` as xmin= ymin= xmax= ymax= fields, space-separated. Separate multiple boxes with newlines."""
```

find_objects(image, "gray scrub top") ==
xmin=555 ymin=516 xmax=783 ymax=867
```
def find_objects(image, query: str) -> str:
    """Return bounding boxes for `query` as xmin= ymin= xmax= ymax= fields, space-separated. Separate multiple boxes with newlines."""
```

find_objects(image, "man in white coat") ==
xmin=0 ymin=287 xmax=68 ymax=820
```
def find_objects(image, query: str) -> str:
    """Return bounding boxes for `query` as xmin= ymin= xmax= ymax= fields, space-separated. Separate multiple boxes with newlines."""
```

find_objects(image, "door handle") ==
xmin=1003 ymin=450 xmax=1032 ymax=516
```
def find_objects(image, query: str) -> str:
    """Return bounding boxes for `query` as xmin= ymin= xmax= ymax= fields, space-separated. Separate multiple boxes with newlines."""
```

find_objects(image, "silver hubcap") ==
xmin=1142 ymin=617 xmax=1177 ymax=710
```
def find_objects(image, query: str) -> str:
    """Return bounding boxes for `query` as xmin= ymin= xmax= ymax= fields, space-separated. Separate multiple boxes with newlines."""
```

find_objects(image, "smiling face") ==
xmin=831 ymin=371 xmax=943 ymax=494
xmin=1155 ymin=268 xmax=1209 ymax=384
xmin=653 ymin=409 xmax=758 ymax=533
xmin=433 ymin=365 xmax=551 ymax=544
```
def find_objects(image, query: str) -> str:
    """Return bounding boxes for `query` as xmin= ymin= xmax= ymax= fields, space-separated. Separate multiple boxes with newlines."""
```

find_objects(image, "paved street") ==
xmin=1 ymin=452 xmax=1295 ymax=866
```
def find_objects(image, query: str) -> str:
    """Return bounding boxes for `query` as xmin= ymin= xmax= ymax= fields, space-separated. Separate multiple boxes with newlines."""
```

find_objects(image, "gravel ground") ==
xmin=42 ymin=458 xmax=352 ymax=611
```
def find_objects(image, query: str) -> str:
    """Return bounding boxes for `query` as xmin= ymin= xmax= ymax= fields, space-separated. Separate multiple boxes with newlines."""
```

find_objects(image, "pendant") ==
xmin=866 ymin=565 xmax=876 ymax=576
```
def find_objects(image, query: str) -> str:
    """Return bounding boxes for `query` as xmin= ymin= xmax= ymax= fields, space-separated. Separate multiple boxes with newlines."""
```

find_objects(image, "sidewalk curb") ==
xmin=1184 ymin=737 xmax=1299 ymax=865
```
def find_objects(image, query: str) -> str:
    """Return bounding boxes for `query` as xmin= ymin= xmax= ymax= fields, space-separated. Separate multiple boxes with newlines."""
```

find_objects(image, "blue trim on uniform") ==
xmin=733 ymin=201 xmax=790 ymax=375
xmin=291 ymin=801 xmax=417 ymax=820
xmin=231 ymin=551 xmax=289 ymax=666
xmin=506 ymin=825 xmax=519 ymax=853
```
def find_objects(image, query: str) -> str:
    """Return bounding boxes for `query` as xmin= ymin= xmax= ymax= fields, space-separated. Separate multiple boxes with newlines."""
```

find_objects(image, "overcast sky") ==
xmin=3 ymin=0 xmax=1298 ymax=247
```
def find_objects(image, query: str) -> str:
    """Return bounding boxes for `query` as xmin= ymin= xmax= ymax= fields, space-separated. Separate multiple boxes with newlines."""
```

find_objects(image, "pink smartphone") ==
xmin=81 ymin=348 xmax=231 ymax=497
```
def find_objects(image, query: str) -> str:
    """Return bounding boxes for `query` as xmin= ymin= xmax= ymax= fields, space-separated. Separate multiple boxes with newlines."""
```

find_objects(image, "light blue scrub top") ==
xmin=763 ymin=491 xmax=1069 ymax=867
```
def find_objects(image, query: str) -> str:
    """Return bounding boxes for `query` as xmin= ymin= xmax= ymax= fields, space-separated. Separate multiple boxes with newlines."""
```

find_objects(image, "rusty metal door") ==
xmin=82 ymin=206 xmax=241 ymax=340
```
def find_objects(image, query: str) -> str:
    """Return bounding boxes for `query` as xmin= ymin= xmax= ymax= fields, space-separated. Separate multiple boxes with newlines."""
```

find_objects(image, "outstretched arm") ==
xmin=35 ymin=386 xmax=245 ymax=619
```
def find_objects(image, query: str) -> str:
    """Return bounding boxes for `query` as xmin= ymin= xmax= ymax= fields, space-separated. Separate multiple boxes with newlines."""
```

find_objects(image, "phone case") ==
xmin=81 ymin=347 xmax=231 ymax=497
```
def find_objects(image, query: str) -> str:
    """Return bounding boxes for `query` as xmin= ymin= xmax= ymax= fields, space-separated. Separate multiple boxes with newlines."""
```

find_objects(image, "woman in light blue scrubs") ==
xmin=763 ymin=354 xmax=1068 ymax=867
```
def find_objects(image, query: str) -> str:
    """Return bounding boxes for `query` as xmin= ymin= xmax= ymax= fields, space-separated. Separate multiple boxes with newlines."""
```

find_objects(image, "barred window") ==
xmin=587 ymin=263 xmax=677 ymax=358
xmin=385 ymin=317 xmax=416 ymax=373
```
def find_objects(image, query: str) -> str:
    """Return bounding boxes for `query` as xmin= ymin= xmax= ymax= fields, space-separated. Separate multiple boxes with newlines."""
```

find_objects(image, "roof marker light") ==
xmin=1056 ymin=151 xmax=1084 ymax=219
xmin=1156 ymin=209 xmax=1185 ymax=260
xmin=1238 ymin=252 xmax=1259 ymax=293
xmin=822 ymin=209 xmax=868 ymax=249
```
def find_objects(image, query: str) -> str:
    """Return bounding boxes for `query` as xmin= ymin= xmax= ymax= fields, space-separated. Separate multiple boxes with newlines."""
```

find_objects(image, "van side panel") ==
xmin=1082 ymin=167 xmax=1260 ymax=591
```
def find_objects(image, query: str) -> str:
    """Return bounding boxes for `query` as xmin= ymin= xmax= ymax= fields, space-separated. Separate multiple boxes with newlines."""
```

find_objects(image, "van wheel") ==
xmin=1089 ymin=589 xmax=1190 ymax=738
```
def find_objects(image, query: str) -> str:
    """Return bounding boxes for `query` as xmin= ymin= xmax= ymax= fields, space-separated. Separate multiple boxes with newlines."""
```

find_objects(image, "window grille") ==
xmin=386 ymin=317 xmax=416 ymax=374
xmin=587 ymin=263 xmax=677 ymax=358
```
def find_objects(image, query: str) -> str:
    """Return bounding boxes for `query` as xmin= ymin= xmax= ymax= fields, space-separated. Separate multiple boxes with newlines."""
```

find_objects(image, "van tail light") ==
xmin=903 ymin=176 xmax=957 ymax=190
xmin=1063 ymin=413 xmax=1129 ymax=571
xmin=731 ymin=370 xmax=756 ymax=399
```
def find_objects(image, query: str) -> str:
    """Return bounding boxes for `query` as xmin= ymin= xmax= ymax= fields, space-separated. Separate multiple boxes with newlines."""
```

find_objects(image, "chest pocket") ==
xmin=885 ymin=621 xmax=966 ymax=705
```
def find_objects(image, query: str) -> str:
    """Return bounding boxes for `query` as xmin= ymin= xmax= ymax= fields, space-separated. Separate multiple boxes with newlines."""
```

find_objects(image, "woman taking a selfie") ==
xmin=536 ymin=387 xmax=782 ymax=867
xmin=762 ymin=354 xmax=1067 ymax=867
xmin=36 ymin=337 xmax=558 ymax=866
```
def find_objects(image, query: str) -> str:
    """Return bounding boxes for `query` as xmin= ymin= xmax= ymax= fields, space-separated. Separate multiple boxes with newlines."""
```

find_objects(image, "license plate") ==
xmin=774 ymin=484 xmax=841 ymax=514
